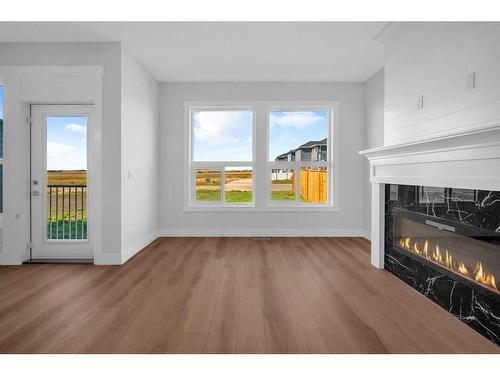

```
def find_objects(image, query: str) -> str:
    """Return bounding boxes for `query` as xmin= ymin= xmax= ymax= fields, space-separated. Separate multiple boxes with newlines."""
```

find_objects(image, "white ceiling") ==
xmin=0 ymin=22 xmax=386 ymax=82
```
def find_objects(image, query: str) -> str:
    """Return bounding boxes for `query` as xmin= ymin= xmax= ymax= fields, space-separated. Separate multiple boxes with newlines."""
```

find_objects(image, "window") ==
xmin=189 ymin=108 xmax=254 ymax=206
xmin=186 ymin=102 xmax=338 ymax=210
xmin=268 ymin=109 xmax=331 ymax=206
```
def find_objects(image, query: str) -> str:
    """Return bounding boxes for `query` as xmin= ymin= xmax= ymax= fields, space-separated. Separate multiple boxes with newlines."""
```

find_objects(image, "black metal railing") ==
xmin=47 ymin=185 xmax=87 ymax=240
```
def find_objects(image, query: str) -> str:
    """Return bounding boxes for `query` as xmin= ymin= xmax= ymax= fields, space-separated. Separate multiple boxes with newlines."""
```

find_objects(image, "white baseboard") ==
xmin=362 ymin=230 xmax=371 ymax=241
xmin=94 ymin=230 xmax=161 ymax=265
xmin=158 ymin=228 xmax=366 ymax=237
xmin=94 ymin=252 xmax=122 ymax=265
xmin=121 ymin=230 xmax=161 ymax=264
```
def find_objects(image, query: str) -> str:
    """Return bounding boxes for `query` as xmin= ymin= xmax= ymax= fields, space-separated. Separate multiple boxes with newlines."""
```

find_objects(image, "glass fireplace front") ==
xmin=393 ymin=210 xmax=499 ymax=297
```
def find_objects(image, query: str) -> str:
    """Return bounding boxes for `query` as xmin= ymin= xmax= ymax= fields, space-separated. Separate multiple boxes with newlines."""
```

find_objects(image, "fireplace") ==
xmin=393 ymin=209 xmax=499 ymax=298
xmin=385 ymin=185 xmax=500 ymax=345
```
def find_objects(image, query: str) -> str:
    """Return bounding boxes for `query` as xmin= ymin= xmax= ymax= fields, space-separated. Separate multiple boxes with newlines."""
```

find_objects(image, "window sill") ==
xmin=183 ymin=205 xmax=339 ymax=213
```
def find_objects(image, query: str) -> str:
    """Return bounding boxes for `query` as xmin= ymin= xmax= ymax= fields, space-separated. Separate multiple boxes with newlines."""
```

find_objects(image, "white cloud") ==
xmin=47 ymin=142 xmax=86 ymax=170
xmin=65 ymin=123 xmax=87 ymax=135
xmin=270 ymin=111 xmax=324 ymax=130
xmin=193 ymin=111 xmax=249 ymax=145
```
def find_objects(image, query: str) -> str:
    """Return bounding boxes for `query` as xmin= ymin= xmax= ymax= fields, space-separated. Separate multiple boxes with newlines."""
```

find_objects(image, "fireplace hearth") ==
xmin=385 ymin=185 xmax=500 ymax=345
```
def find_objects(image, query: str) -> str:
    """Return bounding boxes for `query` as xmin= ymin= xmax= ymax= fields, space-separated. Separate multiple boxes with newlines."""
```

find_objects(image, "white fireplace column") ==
xmin=371 ymin=182 xmax=385 ymax=269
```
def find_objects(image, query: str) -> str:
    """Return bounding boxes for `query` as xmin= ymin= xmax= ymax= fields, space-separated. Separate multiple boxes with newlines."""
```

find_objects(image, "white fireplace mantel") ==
xmin=359 ymin=125 xmax=500 ymax=269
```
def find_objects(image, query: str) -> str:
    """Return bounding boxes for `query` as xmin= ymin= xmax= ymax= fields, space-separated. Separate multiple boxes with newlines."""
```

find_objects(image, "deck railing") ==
xmin=47 ymin=185 xmax=87 ymax=240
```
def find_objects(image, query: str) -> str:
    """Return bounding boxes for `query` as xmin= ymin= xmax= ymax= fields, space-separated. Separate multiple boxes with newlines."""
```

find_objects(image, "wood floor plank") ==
xmin=237 ymin=287 xmax=267 ymax=353
xmin=0 ymin=237 xmax=498 ymax=354
xmin=206 ymin=266 xmax=240 ymax=353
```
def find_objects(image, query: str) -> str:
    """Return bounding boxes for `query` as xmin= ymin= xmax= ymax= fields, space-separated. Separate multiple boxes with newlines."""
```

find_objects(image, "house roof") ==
xmin=295 ymin=138 xmax=327 ymax=151
xmin=274 ymin=138 xmax=327 ymax=160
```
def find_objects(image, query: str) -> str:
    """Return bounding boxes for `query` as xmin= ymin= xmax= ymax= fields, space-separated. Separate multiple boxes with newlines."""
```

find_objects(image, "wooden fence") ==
xmin=292 ymin=168 xmax=327 ymax=203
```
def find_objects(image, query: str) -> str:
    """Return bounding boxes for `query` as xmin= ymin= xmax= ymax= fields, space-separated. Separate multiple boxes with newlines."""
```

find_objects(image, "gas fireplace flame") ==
xmin=397 ymin=236 xmax=498 ymax=293
xmin=475 ymin=261 xmax=497 ymax=290
xmin=457 ymin=261 xmax=469 ymax=276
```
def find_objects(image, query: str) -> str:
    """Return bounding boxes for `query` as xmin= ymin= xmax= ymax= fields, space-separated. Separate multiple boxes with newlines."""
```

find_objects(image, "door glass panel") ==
xmin=46 ymin=116 xmax=87 ymax=240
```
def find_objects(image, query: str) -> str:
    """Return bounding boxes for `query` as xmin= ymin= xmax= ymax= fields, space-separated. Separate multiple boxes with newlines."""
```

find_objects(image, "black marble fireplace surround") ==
xmin=384 ymin=184 xmax=500 ymax=345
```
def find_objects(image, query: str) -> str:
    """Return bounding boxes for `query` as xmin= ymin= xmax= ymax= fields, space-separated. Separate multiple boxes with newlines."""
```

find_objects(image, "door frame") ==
xmin=0 ymin=65 xmax=103 ymax=265
xmin=30 ymin=104 xmax=99 ymax=260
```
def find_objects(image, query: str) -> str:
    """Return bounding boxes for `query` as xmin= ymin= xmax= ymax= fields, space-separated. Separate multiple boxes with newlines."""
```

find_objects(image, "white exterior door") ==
xmin=31 ymin=105 xmax=94 ymax=260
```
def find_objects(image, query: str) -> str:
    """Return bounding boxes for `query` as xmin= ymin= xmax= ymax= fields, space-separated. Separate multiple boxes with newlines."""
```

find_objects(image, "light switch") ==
xmin=466 ymin=72 xmax=476 ymax=90
xmin=128 ymin=170 xmax=135 ymax=180
xmin=417 ymin=95 xmax=424 ymax=110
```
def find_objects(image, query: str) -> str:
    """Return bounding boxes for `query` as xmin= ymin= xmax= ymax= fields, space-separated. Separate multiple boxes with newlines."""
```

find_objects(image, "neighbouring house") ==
xmin=275 ymin=138 xmax=327 ymax=162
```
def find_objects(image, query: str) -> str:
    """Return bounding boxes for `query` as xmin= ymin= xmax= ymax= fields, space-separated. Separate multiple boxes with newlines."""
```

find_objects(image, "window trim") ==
xmin=184 ymin=101 xmax=340 ymax=212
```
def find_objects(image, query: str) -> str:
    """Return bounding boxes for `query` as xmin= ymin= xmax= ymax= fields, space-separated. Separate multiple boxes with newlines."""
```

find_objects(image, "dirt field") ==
xmin=47 ymin=170 xmax=87 ymax=185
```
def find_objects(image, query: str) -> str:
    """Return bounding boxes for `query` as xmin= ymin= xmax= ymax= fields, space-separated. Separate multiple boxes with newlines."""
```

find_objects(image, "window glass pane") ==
xmin=195 ymin=169 xmax=221 ymax=202
xmin=269 ymin=110 xmax=328 ymax=162
xmin=300 ymin=167 xmax=327 ymax=204
xmin=192 ymin=110 xmax=253 ymax=161
xmin=271 ymin=168 xmax=295 ymax=201
xmin=225 ymin=167 xmax=253 ymax=204
xmin=0 ymin=85 xmax=3 ymax=159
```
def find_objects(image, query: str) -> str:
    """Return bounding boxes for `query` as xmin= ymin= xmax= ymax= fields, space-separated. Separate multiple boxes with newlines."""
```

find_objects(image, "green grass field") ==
xmin=196 ymin=189 xmax=296 ymax=202
xmin=196 ymin=189 xmax=253 ymax=203
xmin=271 ymin=191 xmax=295 ymax=200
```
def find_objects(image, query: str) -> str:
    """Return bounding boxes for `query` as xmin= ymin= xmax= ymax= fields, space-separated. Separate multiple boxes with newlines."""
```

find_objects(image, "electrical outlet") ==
xmin=466 ymin=72 xmax=476 ymax=90
xmin=417 ymin=95 xmax=424 ymax=110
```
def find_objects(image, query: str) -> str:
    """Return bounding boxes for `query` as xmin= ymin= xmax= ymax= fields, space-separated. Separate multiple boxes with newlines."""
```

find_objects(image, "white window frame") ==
xmin=185 ymin=103 xmax=256 ymax=209
xmin=266 ymin=103 xmax=339 ymax=210
xmin=184 ymin=101 xmax=340 ymax=212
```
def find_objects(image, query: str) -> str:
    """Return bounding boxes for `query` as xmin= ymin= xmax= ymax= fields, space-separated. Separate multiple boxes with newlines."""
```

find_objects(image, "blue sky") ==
xmin=47 ymin=116 xmax=87 ymax=171
xmin=193 ymin=110 xmax=253 ymax=161
xmin=192 ymin=110 xmax=328 ymax=162
xmin=269 ymin=111 xmax=328 ymax=161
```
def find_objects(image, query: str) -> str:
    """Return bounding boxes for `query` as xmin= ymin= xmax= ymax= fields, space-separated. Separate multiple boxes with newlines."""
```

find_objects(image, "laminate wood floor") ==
xmin=0 ymin=237 xmax=498 ymax=353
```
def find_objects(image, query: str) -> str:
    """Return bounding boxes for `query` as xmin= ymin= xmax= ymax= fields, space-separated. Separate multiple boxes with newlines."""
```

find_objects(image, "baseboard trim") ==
xmin=93 ymin=252 xmax=122 ymax=265
xmin=94 ymin=231 xmax=161 ymax=265
xmin=362 ymin=230 xmax=371 ymax=241
xmin=158 ymin=228 xmax=366 ymax=237
xmin=121 ymin=230 xmax=161 ymax=264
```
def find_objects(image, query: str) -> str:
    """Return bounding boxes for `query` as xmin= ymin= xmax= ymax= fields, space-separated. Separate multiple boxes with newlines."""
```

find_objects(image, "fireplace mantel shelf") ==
xmin=358 ymin=124 xmax=500 ymax=192
xmin=359 ymin=123 xmax=500 ymax=160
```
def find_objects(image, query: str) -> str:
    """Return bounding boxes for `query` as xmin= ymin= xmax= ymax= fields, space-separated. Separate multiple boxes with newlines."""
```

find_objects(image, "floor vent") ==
xmin=253 ymin=237 xmax=272 ymax=241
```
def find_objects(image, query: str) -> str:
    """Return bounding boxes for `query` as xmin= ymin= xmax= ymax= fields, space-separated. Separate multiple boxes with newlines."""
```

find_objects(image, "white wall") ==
xmin=383 ymin=22 xmax=500 ymax=145
xmin=363 ymin=68 xmax=385 ymax=237
xmin=159 ymin=82 xmax=366 ymax=236
xmin=0 ymin=42 xmax=121 ymax=263
xmin=121 ymin=50 xmax=160 ymax=262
